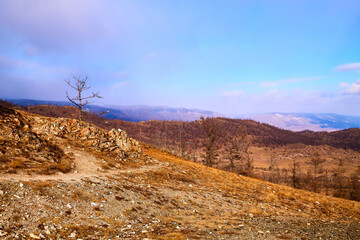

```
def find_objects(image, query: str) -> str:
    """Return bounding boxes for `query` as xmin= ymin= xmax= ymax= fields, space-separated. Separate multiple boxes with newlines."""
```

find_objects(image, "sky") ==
xmin=0 ymin=0 xmax=360 ymax=116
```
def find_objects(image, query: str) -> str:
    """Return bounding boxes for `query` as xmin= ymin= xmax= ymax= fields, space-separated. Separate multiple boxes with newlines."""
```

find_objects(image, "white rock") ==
xmin=248 ymin=213 xmax=254 ymax=218
xmin=29 ymin=233 xmax=41 ymax=239
xmin=67 ymin=203 xmax=72 ymax=209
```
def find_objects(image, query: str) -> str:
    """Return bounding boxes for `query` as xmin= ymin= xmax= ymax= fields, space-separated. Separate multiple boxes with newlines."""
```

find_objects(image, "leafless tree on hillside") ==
xmin=178 ymin=122 xmax=187 ymax=158
xmin=289 ymin=159 xmax=301 ymax=188
xmin=349 ymin=166 xmax=360 ymax=201
xmin=306 ymin=152 xmax=326 ymax=192
xmin=200 ymin=116 xmax=220 ymax=167
xmin=224 ymin=125 xmax=253 ymax=175
xmin=65 ymin=75 xmax=103 ymax=121
xmin=267 ymin=153 xmax=280 ymax=183
xmin=332 ymin=157 xmax=346 ymax=198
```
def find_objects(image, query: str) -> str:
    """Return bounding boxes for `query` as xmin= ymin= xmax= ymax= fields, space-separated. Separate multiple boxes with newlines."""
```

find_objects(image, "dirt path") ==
xmin=0 ymin=147 xmax=160 ymax=182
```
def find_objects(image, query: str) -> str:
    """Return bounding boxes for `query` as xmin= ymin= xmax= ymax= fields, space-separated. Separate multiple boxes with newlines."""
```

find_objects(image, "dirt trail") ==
xmin=0 ymin=147 xmax=160 ymax=182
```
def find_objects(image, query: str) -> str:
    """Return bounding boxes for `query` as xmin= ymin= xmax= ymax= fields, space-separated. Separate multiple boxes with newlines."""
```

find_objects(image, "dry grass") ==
xmin=143 ymin=144 xmax=360 ymax=221
xmin=28 ymin=181 xmax=56 ymax=195
xmin=72 ymin=189 xmax=92 ymax=201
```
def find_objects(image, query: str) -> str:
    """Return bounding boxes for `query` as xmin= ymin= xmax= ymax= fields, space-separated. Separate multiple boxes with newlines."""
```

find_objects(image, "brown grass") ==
xmin=143 ymin=144 xmax=360 ymax=221
xmin=29 ymin=181 xmax=56 ymax=195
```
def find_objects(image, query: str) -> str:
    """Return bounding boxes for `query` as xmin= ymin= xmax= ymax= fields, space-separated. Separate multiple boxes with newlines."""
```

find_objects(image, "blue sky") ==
xmin=0 ymin=0 xmax=360 ymax=116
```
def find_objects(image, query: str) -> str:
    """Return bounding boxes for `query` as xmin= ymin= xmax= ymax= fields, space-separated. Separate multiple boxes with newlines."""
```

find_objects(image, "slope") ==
xmin=0 ymin=106 xmax=359 ymax=239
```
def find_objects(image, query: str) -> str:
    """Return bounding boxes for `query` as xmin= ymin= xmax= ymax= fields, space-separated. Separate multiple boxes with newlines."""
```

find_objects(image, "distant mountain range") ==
xmin=240 ymin=113 xmax=360 ymax=132
xmin=3 ymin=99 xmax=225 ymax=122
xmin=3 ymin=99 xmax=360 ymax=131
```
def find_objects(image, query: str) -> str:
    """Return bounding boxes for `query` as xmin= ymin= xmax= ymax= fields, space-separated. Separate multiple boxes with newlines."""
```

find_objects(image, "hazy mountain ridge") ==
xmin=4 ymin=99 xmax=360 ymax=131
xmin=3 ymin=99 xmax=225 ymax=122
xmin=239 ymin=112 xmax=360 ymax=131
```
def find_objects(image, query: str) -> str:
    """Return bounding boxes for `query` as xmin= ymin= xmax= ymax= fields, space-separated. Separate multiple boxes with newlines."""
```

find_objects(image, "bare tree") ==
xmin=224 ymin=124 xmax=253 ymax=175
xmin=65 ymin=75 xmax=102 ymax=121
xmin=267 ymin=153 xmax=280 ymax=183
xmin=225 ymin=125 xmax=246 ymax=169
xmin=289 ymin=159 xmax=301 ymax=188
xmin=307 ymin=152 xmax=326 ymax=192
xmin=349 ymin=166 xmax=360 ymax=201
xmin=200 ymin=116 xmax=220 ymax=167
xmin=178 ymin=122 xmax=187 ymax=158
xmin=331 ymin=157 xmax=346 ymax=197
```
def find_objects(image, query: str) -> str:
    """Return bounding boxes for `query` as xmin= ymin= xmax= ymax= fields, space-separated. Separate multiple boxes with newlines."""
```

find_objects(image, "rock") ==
xmin=69 ymin=231 xmax=76 ymax=238
xmin=29 ymin=233 xmax=41 ymax=239
xmin=0 ymin=231 xmax=8 ymax=236
xmin=248 ymin=213 xmax=254 ymax=218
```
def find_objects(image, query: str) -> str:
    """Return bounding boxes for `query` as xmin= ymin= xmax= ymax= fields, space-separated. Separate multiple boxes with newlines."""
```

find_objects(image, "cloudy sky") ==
xmin=0 ymin=0 xmax=360 ymax=116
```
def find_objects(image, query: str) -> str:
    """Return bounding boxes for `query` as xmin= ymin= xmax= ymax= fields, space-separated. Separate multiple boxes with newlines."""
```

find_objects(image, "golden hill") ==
xmin=0 ymin=106 xmax=359 ymax=239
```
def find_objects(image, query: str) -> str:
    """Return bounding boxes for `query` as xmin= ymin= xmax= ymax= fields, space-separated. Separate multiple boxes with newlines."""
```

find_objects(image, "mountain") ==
xmin=4 ymin=99 xmax=360 ymax=131
xmin=3 ymin=98 xmax=224 ymax=122
xmin=240 ymin=112 xmax=360 ymax=132
xmin=104 ymin=104 xmax=225 ymax=122
xmin=0 ymin=104 xmax=359 ymax=239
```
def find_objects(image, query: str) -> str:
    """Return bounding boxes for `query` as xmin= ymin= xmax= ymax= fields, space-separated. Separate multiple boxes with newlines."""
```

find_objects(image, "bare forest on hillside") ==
xmin=3 ymin=101 xmax=360 ymax=202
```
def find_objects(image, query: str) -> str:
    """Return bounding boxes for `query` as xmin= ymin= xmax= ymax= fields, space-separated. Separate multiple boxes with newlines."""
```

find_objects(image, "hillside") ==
xmin=4 ymin=102 xmax=360 ymax=199
xmin=4 ymin=101 xmax=360 ymax=152
xmin=0 ymin=105 xmax=360 ymax=239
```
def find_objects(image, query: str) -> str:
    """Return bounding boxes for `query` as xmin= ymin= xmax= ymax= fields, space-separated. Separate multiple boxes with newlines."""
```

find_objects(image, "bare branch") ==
xmin=64 ymin=74 xmax=103 ymax=120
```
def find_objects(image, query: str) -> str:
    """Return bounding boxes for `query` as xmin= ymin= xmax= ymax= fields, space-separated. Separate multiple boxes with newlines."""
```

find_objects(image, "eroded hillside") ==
xmin=0 ymin=106 xmax=359 ymax=239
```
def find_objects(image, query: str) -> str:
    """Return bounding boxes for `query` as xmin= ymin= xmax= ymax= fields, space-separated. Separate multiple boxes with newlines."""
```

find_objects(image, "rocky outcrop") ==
xmin=0 ymin=105 xmax=141 ymax=173
xmin=0 ymin=106 xmax=73 ymax=174
xmin=31 ymin=115 xmax=141 ymax=158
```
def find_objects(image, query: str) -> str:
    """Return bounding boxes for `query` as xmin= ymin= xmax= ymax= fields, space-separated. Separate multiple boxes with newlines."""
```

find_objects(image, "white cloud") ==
xmin=334 ymin=63 xmax=360 ymax=72
xmin=221 ymin=90 xmax=247 ymax=97
xmin=0 ymin=54 xmax=72 ymax=75
xmin=340 ymin=79 xmax=360 ymax=94
xmin=260 ymin=76 xmax=326 ymax=88
xmin=112 ymin=81 xmax=131 ymax=90
xmin=0 ymin=0 xmax=117 ymax=52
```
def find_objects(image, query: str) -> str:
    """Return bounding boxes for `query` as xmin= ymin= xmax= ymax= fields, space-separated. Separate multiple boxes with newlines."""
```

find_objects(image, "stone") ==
xmin=29 ymin=233 xmax=41 ymax=239
xmin=69 ymin=231 xmax=76 ymax=238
